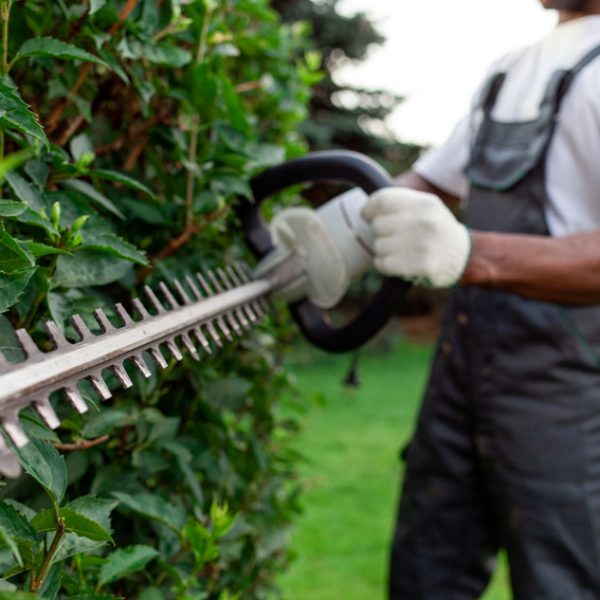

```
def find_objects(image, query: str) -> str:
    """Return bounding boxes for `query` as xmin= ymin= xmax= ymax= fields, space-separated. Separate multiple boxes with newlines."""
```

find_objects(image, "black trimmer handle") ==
xmin=238 ymin=150 xmax=410 ymax=353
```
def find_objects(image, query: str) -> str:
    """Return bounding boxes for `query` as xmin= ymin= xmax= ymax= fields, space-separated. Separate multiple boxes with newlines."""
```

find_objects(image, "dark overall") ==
xmin=389 ymin=45 xmax=600 ymax=599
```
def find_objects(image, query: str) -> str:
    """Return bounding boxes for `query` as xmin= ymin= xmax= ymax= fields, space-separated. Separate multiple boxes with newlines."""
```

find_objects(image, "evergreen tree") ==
xmin=273 ymin=0 xmax=421 ymax=173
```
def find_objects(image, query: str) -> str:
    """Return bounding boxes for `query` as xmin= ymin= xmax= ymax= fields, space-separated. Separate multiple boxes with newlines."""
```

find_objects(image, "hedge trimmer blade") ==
xmin=0 ymin=260 xmax=301 ymax=479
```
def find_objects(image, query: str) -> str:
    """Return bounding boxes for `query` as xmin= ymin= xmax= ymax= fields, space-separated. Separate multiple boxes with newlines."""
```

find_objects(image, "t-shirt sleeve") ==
xmin=412 ymin=48 xmax=524 ymax=200
xmin=412 ymin=114 xmax=472 ymax=199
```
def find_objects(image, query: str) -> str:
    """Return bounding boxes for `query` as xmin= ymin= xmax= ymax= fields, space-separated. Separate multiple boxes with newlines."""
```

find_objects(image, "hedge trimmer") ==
xmin=0 ymin=151 xmax=409 ymax=479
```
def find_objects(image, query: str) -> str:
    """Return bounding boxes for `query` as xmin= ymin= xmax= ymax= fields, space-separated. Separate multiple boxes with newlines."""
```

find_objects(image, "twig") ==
xmin=235 ymin=80 xmax=263 ymax=94
xmin=137 ymin=206 xmax=229 ymax=281
xmin=52 ymin=435 xmax=109 ymax=452
xmin=30 ymin=515 xmax=66 ymax=592
xmin=54 ymin=113 xmax=86 ymax=146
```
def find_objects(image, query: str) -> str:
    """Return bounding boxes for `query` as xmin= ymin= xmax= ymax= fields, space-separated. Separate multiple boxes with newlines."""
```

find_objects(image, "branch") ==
xmin=52 ymin=435 xmax=109 ymax=452
xmin=138 ymin=206 xmax=229 ymax=281
xmin=30 ymin=515 xmax=66 ymax=592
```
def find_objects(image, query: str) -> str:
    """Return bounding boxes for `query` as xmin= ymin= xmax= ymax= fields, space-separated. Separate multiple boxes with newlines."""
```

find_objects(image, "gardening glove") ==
xmin=255 ymin=188 xmax=374 ymax=309
xmin=361 ymin=187 xmax=471 ymax=288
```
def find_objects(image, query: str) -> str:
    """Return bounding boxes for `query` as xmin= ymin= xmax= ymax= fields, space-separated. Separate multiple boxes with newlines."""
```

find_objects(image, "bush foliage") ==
xmin=0 ymin=0 xmax=318 ymax=597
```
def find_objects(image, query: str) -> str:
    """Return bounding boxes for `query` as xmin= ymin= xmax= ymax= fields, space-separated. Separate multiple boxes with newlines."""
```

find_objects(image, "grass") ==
xmin=279 ymin=338 xmax=510 ymax=600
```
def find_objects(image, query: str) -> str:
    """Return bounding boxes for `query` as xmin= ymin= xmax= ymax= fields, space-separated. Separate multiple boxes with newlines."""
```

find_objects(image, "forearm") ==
xmin=461 ymin=230 xmax=600 ymax=304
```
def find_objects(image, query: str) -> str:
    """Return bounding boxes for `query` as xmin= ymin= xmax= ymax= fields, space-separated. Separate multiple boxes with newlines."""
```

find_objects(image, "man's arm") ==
xmin=389 ymin=170 xmax=600 ymax=305
xmin=462 ymin=230 xmax=600 ymax=304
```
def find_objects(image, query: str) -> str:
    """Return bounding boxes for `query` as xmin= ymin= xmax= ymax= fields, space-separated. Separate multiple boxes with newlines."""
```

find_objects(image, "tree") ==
xmin=273 ymin=0 xmax=421 ymax=174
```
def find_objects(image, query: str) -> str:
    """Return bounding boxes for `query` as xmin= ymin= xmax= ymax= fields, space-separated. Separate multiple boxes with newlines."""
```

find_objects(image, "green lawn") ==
xmin=279 ymin=338 xmax=510 ymax=600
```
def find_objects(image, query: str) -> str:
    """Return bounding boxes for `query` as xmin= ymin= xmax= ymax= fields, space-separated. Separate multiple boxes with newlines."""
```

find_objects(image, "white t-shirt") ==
xmin=414 ymin=16 xmax=600 ymax=237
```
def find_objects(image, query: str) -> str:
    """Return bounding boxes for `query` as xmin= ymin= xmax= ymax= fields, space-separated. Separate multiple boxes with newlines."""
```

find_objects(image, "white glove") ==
xmin=361 ymin=187 xmax=471 ymax=288
xmin=255 ymin=188 xmax=374 ymax=308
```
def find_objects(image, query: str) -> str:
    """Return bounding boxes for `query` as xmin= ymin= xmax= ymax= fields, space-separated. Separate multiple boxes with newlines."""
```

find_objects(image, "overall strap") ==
xmin=541 ymin=43 xmax=600 ymax=114
xmin=478 ymin=72 xmax=507 ymax=114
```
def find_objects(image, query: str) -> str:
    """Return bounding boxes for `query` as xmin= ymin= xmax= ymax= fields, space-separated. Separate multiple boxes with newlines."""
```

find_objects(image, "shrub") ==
xmin=0 ymin=0 xmax=317 ymax=597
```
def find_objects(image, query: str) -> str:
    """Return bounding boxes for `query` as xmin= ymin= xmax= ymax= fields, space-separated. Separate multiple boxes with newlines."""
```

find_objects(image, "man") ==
xmin=265 ymin=0 xmax=600 ymax=597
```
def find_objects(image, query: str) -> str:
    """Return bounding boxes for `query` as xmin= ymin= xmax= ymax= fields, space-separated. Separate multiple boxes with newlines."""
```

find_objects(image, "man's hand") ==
xmin=361 ymin=187 xmax=472 ymax=288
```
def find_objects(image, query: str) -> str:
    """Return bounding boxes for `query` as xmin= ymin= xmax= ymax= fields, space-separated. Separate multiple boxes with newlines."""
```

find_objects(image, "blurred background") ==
xmin=276 ymin=1 xmax=558 ymax=598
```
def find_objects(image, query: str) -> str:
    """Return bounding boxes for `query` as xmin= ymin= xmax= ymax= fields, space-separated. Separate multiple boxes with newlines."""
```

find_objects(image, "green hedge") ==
xmin=0 ymin=0 xmax=318 ymax=597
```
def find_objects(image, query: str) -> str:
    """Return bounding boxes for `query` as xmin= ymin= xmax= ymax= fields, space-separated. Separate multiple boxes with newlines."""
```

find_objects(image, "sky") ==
xmin=336 ymin=0 xmax=558 ymax=146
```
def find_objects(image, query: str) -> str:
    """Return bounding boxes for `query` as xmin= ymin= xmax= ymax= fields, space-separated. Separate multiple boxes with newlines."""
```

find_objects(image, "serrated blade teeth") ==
xmin=0 ymin=436 xmax=21 ymax=479
xmin=149 ymin=347 xmax=168 ymax=369
xmin=111 ymin=364 xmax=133 ymax=389
xmin=115 ymin=302 xmax=134 ymax=325
xmin=88 ymin=374 xmax=111 ymax=401
xmin=167 ymin=339 xmax=183 ymax=361
xmin=196 ymin=272 xmax=214 ymax=296
xmin=233 ymin=261 xmax=251 ymax=282
xmin=94 ymin=308 xmax=114 ymax=333
xmin=173 ymin=278 xmax=192 ymax=305
xmin=206 ymin=269 xmax=224 ymax=293
xmin=235 ymin=261 xmax=269 ymax=312
xmin=223 ymin=266 xmax=257 ymax=323
xmin=159 ymin=281 xmax=179 ymax=309
xmin=132 ymin=355 xmax=152 ymax=378
xmin=65 ymin=388 xmax=88 ymax=414
xmin=45 ymin=321 xmax=67 ymax=349
xmin=185 ymin=275 xmax=203 ymax=301
xmin=205 ymin=322 xmax=222 ymax=348
xmin=70 ymin=314 xmax=92 ymax=341
xmin=227 ymin=265 xmax=263 ymax=319
xmin=193 ymin=327 xmax=212 ymax=354
xmin=132 ymin=298 xmax=150 ymax=319
xmin=3 ymin=414 xmax=28 ymax=448
xmin=15 ymin=329 xmax=41 ymax=358
xmin=181 ymin=333 xmax=199 ymax=360
xmin=144 ymin=285 xmax=166 ymax=314
xmin=35 ymin=398 xmax=61 ymax=430
xmin=218 ymin=268 xmax=252 ymax=326
xmin=217 ymin=267 xmax=234 ymax=290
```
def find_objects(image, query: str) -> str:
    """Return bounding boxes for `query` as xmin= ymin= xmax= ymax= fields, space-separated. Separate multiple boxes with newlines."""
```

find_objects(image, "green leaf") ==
xmin=81 ymin=409 xmax=133 ymax=438
xmin=0 ymin=226 xmax=34 ymax=273
xmin=31 ymin=507 xmax=113 ymax=543
xmin=13 ymin=208 xmax=59 ymax=237
xmin=219 ymin=72 xmax=249 ymax=133
xmin=6 ymin=171 xmax=45 ymax=211
xmin=21 ymin=241 xmax=69 ymax=259
xmin=52 ymin=251 xmax=133 ymax=288
xmin=81 ymin=232 xmax=148 ymax=266
xmin=0 ymin=79 xmax=48 ymax=148
xmin=0 ymin=499 xmax=38 ymax=567
xmin=97 ymin=545 xmax=158 ymax=587
xmin=0 ymin=501 xmax=38 ymax=546
xmin=0 ymin=523 xmax=22 ymax=567
xmin=14 ymin=438 xmax=67 ymax=505
xmin=0 ymin=200 xmax=26 ymax=216
xmin=0 ymin=315 xmax=23 ymax=361
xmin=90 ymin=169 xmax=155 ymax=199
xmin=54 ymin=497 xmax=118 ymax=562
xmin=0 ymin=268 xmax=36 ymax=312
xmin=16 ymin=37 xmax=108 ymax=67
xmin=112 ymin=491 xmax=185 ymax=530
xmin=0 ymin=148 xmax=36 ymax=183
xmin=61 ymin=179 xmax=125 ymax=220
xmin=120 ymin=38 xmax=191 ymax=67
xmin=0 ymin=592 xmax=38 ymax=599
